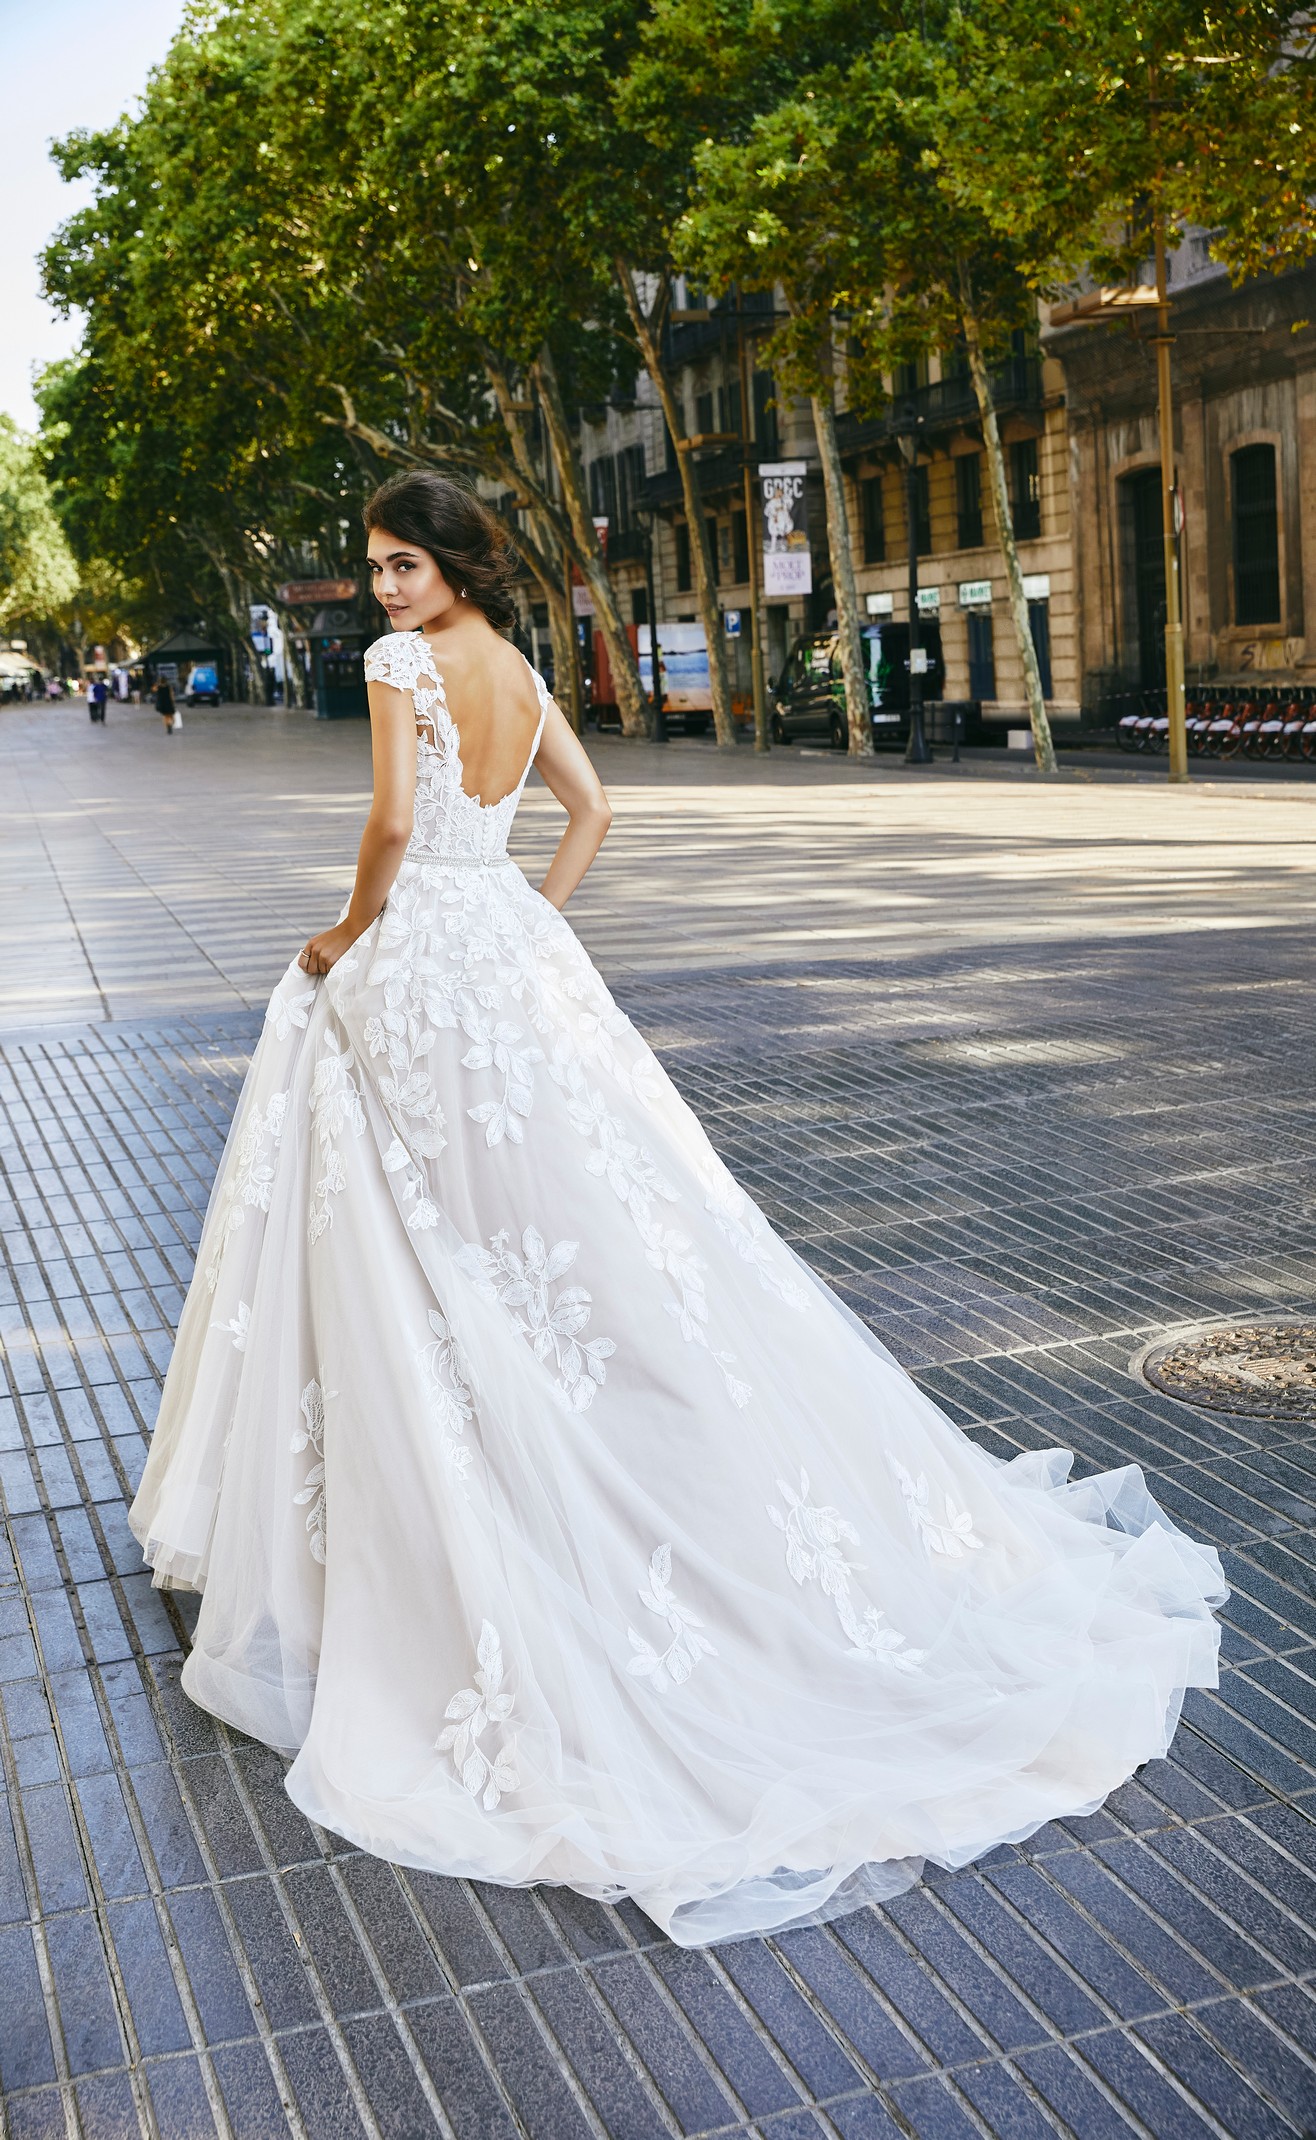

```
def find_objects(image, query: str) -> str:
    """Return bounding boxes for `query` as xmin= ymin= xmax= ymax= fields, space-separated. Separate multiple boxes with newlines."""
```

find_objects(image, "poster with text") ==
xmin=760 ymin=462 xmax=812 ymax=596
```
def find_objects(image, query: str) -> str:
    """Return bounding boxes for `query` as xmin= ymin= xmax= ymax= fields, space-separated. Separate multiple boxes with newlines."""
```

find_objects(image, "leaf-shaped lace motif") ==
xmin=625 ymin=1544 xmax=717 ymax=1694
xmin=457 ymin=1226 xmax=616 ymax=1410
xmin=291 ymin=1378 xmax=335 ymax=1564
xmin=768 ymin=1471 xmax=925 ymax=1672
xmin=437 ymin=1621 xmax=521 ymax=1810
xmin=890 ymin=1460 xmax=985 ymax=1560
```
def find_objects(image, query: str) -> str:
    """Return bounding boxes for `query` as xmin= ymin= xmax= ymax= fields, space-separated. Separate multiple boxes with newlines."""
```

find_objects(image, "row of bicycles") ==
xmin=1115 ymin=685 xmax=1316 ymax=759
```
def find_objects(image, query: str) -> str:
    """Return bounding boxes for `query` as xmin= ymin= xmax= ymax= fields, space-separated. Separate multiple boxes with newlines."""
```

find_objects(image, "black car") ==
xmin=770 ymin=623 xmax=946 ymax=748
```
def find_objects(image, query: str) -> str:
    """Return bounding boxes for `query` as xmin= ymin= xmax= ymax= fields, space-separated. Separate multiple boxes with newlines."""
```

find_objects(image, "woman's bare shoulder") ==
xmin=488 ymin=637 xmax=541 ymax=715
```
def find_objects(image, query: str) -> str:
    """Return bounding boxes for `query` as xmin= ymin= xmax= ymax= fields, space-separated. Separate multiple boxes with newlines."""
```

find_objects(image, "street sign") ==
xmin=909 ymin=648 xmax=931 ymax=675
xmin=1021 ymin=574 xmax=1051 ymax=601
xmin=915 ymin=587 xmax=941 ymax=615
xmin=958 ymin=580 xmax=993 ymax=608
xmin=724 ymin=611 xmax=742 ymax=637
xmin=277 ymin=579 xmax=357 ymax=605
xmin=866 ymin=592 xmax=894 ymax=617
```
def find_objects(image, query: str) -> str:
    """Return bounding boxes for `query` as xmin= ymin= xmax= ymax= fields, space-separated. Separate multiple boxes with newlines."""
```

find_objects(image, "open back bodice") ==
xmin=363 ymin=631 xmax=548 ymax=865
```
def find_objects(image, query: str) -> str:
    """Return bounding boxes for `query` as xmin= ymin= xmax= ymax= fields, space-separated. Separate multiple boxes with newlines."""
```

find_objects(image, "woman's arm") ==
xmin=299 ymin=680 xmax=417 ymax=975
xmin=533 ymin=699 xmax=612 ymax=909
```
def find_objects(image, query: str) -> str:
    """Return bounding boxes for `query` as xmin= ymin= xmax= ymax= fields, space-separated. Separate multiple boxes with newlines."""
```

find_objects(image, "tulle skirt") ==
xmin=131 ymin=856 xmax=1225 ymax=1944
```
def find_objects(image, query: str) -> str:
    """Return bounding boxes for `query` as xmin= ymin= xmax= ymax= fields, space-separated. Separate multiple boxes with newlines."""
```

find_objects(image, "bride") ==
xmin=131 ymin=471 xmax=1225 ymax=1946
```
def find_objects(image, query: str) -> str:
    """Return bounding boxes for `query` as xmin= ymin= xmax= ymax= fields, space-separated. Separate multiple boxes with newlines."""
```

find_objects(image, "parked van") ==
xmin=771 ymin=624 xmax=946 ymax=748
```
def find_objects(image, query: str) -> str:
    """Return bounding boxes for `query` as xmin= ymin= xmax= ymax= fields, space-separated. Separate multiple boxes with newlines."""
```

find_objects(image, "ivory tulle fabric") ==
xmin=130 ymin=633 xmax=1226 ymax=1945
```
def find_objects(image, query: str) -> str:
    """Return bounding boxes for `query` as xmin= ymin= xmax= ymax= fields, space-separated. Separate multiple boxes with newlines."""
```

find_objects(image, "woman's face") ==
xmin=366 ymin=528 xmax=459 ymax=632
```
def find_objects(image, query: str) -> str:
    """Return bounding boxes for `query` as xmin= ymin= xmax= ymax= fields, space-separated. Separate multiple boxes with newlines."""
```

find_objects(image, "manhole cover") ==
xmin=1139 ymin=1322 xmax=1316 ymax=1420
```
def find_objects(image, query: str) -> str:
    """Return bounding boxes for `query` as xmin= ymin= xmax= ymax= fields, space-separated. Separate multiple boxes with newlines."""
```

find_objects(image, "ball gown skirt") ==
xmin=129 ymin=632 xmax=1225 ymax=1947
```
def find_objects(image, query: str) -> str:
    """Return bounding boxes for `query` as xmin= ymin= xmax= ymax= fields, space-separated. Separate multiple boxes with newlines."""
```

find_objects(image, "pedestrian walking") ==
xmin=154 ymin=677 xmax=176 ymax=733
xmin=88 ymin=676 xmax=108 ymax=723
xmin=131 ymin=468 xmax=1225 ymax=1948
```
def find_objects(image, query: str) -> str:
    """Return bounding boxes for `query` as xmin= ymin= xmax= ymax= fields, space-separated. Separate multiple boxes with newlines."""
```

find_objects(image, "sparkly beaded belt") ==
xmin=413 ymin=852 xmax=511 ymax=868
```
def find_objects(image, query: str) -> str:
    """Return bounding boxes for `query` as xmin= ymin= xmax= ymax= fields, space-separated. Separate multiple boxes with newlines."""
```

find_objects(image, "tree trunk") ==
xmin=809 ymin=348 xmax=872 ymax=757
xmin=484 ymin=356 xmax=578 ymax=700
xmin=959 ymin=277 xmax=1056 ymax=773
xmin=545 ymin=586 xmax=577 ymax=719
xmin=616 ymin=262 xmax=737 ymax=749
xmin=532 ymin=347 xmax=650 ymax=738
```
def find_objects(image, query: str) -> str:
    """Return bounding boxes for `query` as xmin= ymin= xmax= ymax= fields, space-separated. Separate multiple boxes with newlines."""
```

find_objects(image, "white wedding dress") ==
xmin=131 ymin=632 xmax=1226 ymax=1945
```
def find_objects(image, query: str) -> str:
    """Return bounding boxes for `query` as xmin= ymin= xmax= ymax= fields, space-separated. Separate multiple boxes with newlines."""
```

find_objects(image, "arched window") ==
xmin=1232 ymin=444 xmax=1281 ymax=625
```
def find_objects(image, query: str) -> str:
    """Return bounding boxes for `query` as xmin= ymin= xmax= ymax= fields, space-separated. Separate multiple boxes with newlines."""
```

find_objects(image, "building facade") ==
xmin=555 ymin=292 xmax=1081 ymax=729
xmin=1052 ymin=244 xmax=1316 ymax=713
xmin=547 ymin=253 xmax=1312 ymax=732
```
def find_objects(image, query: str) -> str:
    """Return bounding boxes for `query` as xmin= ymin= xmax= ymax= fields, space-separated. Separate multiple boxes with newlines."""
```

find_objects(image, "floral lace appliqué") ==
xmin=308 ymin=1032 xmax=365 ymax=1244
xmin=550 ymin=1051 xmax=750 ymax=1407
xmin=626 ymin=1545 xmax=716 ymax=1693
xmin=417 ymin=1308 xmax=476 ymax=1483
xmin=265 ymin=975 xmax=316 ymax=1043
xmin=204 ymin=1092 xmax=288 ymax=1292
xmin=891 ymin=1461 xmax=984 ymax=1561
xmin=458 ymin=1226 xmax=615 ymax=1411
xmin=438 ymin=1621 xmax=520 ymax=1810
xmin=292 ymin=1378 xmax=333 ymax=1563
xmin=769 ymin=1471 xmax=924 ymax=1673
xmin=462 ymin=1010 xmax=543 ymax=1148
xmin=212 ymin=1301 xmax=251 ymax=1353
xmin=383 ymin=1138 xmax=441 ymax=1231
xmin=701 ymin=1161 xmax=809 ymax=1311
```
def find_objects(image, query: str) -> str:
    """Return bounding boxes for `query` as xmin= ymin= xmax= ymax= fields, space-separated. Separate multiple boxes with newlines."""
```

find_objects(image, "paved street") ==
xmin=3 ymin=696 xmax=1316 ymax=2139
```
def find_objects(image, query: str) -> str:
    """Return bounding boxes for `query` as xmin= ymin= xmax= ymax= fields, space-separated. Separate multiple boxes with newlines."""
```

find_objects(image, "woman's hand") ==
xmin=298 ymin=923 xmax=355 ymax=977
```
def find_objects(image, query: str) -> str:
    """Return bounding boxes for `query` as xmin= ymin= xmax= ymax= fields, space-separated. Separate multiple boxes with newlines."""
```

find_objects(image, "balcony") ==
xmin=661 ymin=290 xmax=781 ymax=367
xmin=602 ymin=529 xmax=647 ymax=566
xmin=836 ymin=357 xmax=1042 ymax=455
xmin=639 ymin=445 xmax=749 ymax=512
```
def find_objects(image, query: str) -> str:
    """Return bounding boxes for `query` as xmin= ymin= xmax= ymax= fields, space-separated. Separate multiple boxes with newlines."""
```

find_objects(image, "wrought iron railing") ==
xmin=836 ymin=357 xmax=1042 ymax=454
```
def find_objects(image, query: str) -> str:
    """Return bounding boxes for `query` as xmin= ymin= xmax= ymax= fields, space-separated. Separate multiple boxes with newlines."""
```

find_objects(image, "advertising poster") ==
xmin=638 ymin=623 xmax=711 ymax=711
xmin=571 ymin=517 xmax=610 ymax=617
xmin=759 ymin=462 xmax=812 ymax=596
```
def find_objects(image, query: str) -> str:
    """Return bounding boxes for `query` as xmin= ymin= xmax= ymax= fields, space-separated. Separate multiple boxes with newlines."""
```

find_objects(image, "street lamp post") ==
xmin=1049 ymin=264 xmax=1188 ymax=782
xmin=899 ymin=399 xmax=932 ymax=765
xmin=736 ymin=296 xmax=771 ymax=752
xmin=1153 ymin=219 xmax=1188 ymax=782
xmin=636 ymin=507 xmax=666 ymax=743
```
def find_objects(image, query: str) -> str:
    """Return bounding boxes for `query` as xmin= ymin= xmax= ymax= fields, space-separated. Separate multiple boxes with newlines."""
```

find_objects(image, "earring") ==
xmin=460 ymin=586 xmax=467 ymax=599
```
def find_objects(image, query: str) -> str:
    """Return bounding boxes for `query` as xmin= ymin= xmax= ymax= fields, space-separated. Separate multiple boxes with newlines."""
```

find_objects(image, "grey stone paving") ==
xmin=4 ymin=919 xmax=1316 ymax=2138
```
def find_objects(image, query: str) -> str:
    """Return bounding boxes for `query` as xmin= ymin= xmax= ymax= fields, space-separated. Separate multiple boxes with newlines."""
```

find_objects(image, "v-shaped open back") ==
xmin=363 ymin=630 xmax=548 ymax=868
xmin=411 ymin=642 xmax=547 ymax=812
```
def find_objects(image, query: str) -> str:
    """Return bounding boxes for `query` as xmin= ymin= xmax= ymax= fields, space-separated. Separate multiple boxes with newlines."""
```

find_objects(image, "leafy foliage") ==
xmin=0 ymin=415 xmax=79 ymax=631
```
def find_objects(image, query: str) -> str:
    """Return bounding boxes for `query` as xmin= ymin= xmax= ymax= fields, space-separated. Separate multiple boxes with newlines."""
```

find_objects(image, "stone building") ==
xmin=554 ymin=251 xmax=1312 ymax=732
xmin=834 ymin=340 xmax=1078 ymax=727
xmin=1050 ymin=240 xmax=1316 ymax=712
xmin=561 ymin=292 xmax=1082 ymax=731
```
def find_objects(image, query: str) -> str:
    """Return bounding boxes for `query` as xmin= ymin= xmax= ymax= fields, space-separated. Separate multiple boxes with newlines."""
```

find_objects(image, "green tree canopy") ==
xmin=0 ymin=415 xmax=79 ymax=630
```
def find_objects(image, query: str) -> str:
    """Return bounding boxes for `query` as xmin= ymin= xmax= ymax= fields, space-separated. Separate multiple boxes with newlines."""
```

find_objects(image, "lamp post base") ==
xmin=905 ymin=710 xmax=933 ymax=765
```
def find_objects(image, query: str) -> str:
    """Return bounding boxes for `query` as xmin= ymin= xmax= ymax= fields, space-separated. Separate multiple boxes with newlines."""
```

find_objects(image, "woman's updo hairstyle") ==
xmin=364 ymin=470 xmax=518 ymax=632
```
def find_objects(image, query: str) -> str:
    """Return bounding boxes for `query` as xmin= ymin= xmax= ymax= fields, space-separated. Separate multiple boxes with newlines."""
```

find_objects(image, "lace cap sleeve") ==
xmin=363 ymin=633 xmax=421 ymax=692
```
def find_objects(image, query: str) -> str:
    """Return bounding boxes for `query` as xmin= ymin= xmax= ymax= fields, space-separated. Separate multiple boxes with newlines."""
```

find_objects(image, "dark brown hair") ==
xmin=364 ymin=471 xmax=518 ymax=632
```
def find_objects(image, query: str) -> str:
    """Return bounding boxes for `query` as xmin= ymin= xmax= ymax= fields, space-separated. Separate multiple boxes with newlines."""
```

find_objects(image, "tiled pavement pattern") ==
xmin=4 ymin=924 xmax=1316 ymax=2140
